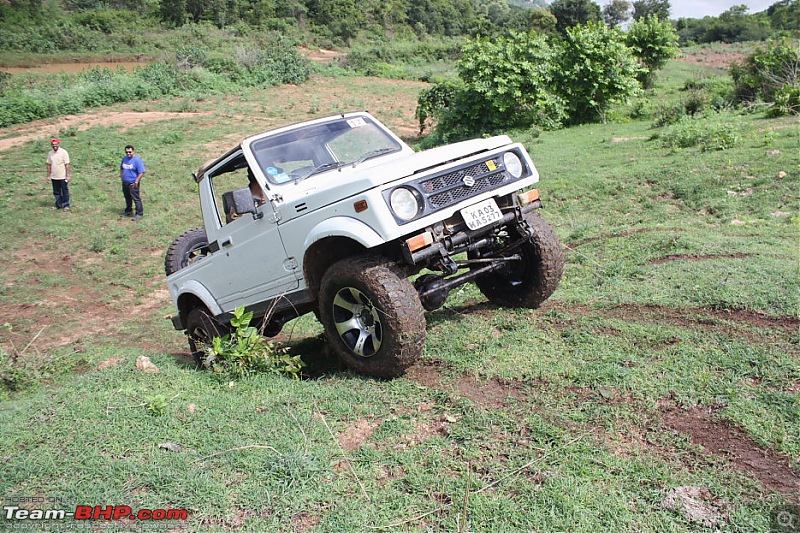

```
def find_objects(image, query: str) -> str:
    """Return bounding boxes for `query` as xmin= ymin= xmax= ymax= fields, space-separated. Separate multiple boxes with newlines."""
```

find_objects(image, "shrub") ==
xmin=661 ymin=114 xmax=740 ymax=151
xmin=457 ymin=32 xmax=565 ymax=125
xmin=768 ymin=83 xmax=800 ymax=116
xmin=134 ymin=62 xmax=180 ymax=96
xmin=199 ymin=307 xmax=304 ymax=380
xmin=258 ymin=34 xmax=311 ymax=85
xmin=176 ymin=45 xmax=209 ymax=70
xmin=731 ymin=38 xmax=800 ymax=113
xmin=625 ymin=15 xmax=680 ymax=88
xmin=556 ymin=22 xmax=642 ymax=124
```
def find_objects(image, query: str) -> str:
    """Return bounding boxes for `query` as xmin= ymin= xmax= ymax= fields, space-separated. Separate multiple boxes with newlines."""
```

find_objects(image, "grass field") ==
xmin=0 ymin=57 xmax=798 ymax=532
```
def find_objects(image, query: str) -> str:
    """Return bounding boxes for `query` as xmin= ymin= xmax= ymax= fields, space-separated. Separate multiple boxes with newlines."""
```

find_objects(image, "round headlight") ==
xmin=503 ymin=152 xmax=524 ymax=178
xmin=390 ymin=187 xmax=421 ymax=221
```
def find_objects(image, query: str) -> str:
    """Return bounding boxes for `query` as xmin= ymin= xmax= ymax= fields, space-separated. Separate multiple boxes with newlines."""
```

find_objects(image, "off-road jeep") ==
xmin=165 ymin=112 xmax=563 ymax=377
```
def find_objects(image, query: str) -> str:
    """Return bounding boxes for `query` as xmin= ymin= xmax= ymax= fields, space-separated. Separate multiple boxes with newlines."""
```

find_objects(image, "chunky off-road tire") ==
xmin=185 ymin=307 xmax=231 ymax=366
xmin=474 ymin=212 xmax=564 ymax=308
xmin=319 ymin=255 xmax=426 ymax=378
xmin=164 ymin=227 xmax=209 ymax=276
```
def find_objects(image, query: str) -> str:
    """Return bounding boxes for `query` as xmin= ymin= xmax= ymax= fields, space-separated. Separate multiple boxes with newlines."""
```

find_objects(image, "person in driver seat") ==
xmin=248 ymin=169 xmax=267 ymax=206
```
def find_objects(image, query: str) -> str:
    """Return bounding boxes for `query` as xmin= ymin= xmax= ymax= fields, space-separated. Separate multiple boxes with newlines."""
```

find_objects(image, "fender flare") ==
xmin=173 ymin=280 xmax=224 ymax=318
xmin=304 ymin=216 xmax=384 ymax=250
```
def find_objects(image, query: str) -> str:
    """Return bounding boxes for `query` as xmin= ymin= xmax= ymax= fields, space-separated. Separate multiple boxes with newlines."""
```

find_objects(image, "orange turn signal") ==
xmin=353 ymin=200 xmax=368 ymax=213
xmin=517 ymin=189 xmax=540 ymax=206
xmin=405 ymin=232 xmax=433 ymax=252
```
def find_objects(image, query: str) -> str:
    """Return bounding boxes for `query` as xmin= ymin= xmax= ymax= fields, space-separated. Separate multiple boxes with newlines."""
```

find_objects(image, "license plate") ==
xmin=461 ymin=198 xmax=503 ymax=230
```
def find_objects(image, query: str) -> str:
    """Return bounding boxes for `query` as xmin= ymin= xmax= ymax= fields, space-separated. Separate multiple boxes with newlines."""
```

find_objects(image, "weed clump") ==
xmin=660 ymin=113 xmax=740 ymax=151
xmin=198 ymin=307 xmax=304 ymax=381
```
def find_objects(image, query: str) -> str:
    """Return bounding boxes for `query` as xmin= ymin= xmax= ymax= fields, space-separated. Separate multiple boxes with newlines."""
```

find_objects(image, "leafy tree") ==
xmin=506 ymin=7 xmax=557 ymax=35
xmin=603 ymin=0 xmax=630 ymax=28
xmin=417 ymin=32 xmax=566 ymax=143
xmin=456 ymin=32 xmax=566 ymax=126
xmin=406 ymin=0 xmax=478 ymax=36
xmin=702 ymin=5 xmax=771 ymax=43
xmin=555 ymin=21 xmax=641 ymax=123
xmin=160 ymin=0 xmax=187 ymax=25
xmin=549 ymin=0 xmax=601 ymax=34
xmin=631 ymin=0 xmax=669 ymax=21
xmin=625 ymin=14 xmax=678 ymax=87
xmin=768 ymin=0 xmax=800 ymax=31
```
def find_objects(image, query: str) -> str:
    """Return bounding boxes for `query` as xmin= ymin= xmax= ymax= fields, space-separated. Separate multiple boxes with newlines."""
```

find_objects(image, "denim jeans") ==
xmin=122 ymin=182 xmax=143 ymax=216
xmin=51 ymin=179 xmax=70 ymax=209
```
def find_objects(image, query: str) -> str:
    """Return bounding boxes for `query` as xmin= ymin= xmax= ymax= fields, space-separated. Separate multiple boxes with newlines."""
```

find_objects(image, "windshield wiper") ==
xmin=351 ymin=148 xmax=395 ymax=167
xmin=296 ymin=162 xmax=345 ymax=182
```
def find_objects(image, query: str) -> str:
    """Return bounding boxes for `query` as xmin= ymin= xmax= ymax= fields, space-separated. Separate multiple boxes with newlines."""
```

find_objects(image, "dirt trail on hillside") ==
xmin=0 ymin=111 xmax=212 ymax=152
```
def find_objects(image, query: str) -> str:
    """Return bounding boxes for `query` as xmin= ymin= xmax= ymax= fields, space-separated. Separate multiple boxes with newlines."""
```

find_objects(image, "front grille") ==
xmin=383 ymin=149 xmax=529 ymax=226
xmin=429 ymin=173 xmax=506 ymax=207
xmin=420 ymin=160 xmax=507 ymax=209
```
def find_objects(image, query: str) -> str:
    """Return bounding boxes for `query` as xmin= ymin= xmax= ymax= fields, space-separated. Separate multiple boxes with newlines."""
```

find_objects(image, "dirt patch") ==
xmin=662 ymin=405 xmax=800 ymax=498
xmin=299 ymin=47 xmax=345 ymax=63
xmin=564 ymin=226 xmax=687 ymax=250
xmin=338 ymin=419 xmax=379 ymax=452
xmin=538 ymin=300 xmax=800 ymax=339
xmin=661 ymin=486 xmax=727 ymax=528
xmin=610 ymin=137 xmax=647 ymax=143
xmin=0 ymin=111 xmax=211 ymax=152
xmin=0 ymin=244 xmax=173 ymax=355
xmin=648 ymin=253 xmax=750 ymax=265
xmin=406 ymin=361 xmax=525 ymax=412
xmin=676 ymin=50 xmax=747 ymax=69
xmin=1 ymin=61 xmax=147 ymax=75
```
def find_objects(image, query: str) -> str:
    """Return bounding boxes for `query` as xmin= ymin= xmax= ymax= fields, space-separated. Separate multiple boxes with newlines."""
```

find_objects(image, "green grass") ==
xmin=0 ymin=61 xmax=798 ymax=532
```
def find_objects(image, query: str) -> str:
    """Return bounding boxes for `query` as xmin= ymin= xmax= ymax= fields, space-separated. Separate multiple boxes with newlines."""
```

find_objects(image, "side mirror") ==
xmin=222 ymin=188 xmax=262 ymax=221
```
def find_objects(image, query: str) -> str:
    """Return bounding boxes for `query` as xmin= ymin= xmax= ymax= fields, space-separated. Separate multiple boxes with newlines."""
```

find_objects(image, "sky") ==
xmin=596 ymin=1 xmax=777 ymax=19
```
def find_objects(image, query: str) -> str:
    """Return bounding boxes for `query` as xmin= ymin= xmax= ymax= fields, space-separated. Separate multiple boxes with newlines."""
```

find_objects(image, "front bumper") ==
xmin=402 ymin=199 xmax=541 ymax=265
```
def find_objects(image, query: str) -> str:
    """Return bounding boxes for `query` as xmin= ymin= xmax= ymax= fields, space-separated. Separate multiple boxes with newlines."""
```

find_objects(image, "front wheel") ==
xmin=318 ymin=256 xmax=426 ymax=378
xmin=185 ymin=307 xmax=231 ymax=366
xmin=473 ymin=212 xmax=564 ymax=308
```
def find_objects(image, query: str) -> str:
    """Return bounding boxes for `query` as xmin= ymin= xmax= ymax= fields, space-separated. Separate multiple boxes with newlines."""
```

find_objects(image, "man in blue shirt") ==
xmin=120 ymin=145 xmax=146 ymax=221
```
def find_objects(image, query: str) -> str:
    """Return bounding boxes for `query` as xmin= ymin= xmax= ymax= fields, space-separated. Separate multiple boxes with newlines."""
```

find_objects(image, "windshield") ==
xmin=251 ymin=116 xmax=401 ymax=184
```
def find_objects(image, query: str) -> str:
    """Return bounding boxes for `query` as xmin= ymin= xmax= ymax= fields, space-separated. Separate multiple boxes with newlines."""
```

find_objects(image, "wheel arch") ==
xmin=303 ymin=236 xmax=368 ymax=300
xmin=302 ymin=216 xmax=389 ymax=299
xmin=174 ymin=281 xmax=224 ymax=329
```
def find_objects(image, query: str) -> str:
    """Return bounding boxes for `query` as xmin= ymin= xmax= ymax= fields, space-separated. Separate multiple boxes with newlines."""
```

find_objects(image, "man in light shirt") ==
xmin=46 ymin=138 xmax=71 ymax=210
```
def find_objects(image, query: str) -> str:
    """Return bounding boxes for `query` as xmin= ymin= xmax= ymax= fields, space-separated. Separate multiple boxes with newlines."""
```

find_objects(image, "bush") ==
xmin=767 ymin=83 xmax=800 ymax=116
xmin=176 ymin=45 xmax=209 ymax=70
xmin=345 ymin=36 xmax=463 ymax=74
xmin=457 ymin=32 xmax=565 ymax=125
xmin=626 ymin=15 xmax=679 ymax=88
xmin=556 ymin=22 xmax=642 ymax=124
xmin=134 ymin=62 xmax=180 ymax=96
xmin=199 ymin=307 xmax=304 ymax=380
xmin=661 ymin=114 xmax=740 ymax=151
xmin=731 ymin=38 xmax=800 ymax=113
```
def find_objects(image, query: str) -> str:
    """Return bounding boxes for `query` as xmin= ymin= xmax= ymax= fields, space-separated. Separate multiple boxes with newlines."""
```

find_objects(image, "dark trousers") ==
xmin=51 ymin=179 xmax=70 ymax=209
xmin=122 ymin=182 xmax=143 ymax=216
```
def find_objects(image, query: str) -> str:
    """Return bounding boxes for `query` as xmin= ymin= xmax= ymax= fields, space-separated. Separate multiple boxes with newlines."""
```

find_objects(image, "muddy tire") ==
xmin=165 ymin=227 xmax=209 ymax=276
xmin=319 ymin=255 xmax=426 ymax=378
xmin=185 ymin=307 xmax=231 ymax=366
xmin=474 ymin=212 xmax=564 ymax=308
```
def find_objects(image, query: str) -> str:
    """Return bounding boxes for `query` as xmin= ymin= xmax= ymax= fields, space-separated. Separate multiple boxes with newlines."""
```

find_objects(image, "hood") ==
xmin=282 ymin=135 xmax=514 ymax=201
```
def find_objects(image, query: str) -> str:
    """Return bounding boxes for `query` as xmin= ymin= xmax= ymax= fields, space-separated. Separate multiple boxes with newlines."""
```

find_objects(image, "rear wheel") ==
xmin=319 ymin=255 xmax=426 ymax=378
xmin=185 ymin=307 xmax=231 ymax=366
xmin=165 ymin=227 xmax=209 ymax=276
xmin=473 ymin=212 xmax=564 ymax=308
